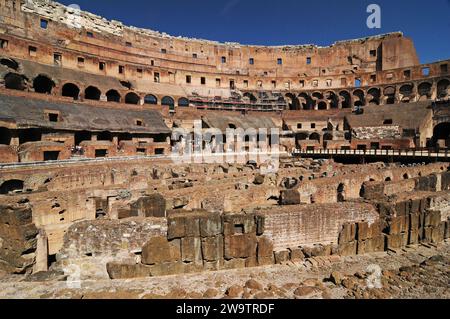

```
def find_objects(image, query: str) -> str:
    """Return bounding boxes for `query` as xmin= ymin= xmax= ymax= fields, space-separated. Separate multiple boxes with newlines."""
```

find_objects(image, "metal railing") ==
xmin=292 ymin=148 xmax=449 ymax=159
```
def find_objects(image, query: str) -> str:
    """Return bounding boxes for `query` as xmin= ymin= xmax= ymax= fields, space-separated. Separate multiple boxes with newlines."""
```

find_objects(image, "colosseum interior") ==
xmin=0 ymin=0 xmax=449 ymax=301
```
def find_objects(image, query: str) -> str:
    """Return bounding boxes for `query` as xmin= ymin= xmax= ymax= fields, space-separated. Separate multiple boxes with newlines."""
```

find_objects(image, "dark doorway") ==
xmin=44 ymin=151 xmax=60 ymax=161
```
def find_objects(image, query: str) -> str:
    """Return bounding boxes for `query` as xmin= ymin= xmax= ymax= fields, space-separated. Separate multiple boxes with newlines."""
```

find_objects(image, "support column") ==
xmin=33 ymin=230 xmax=48 ymax=273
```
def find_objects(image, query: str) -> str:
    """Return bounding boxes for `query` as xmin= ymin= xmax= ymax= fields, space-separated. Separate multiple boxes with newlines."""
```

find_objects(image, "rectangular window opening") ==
xmin=40 ymin=19 xmax=48 ymax=29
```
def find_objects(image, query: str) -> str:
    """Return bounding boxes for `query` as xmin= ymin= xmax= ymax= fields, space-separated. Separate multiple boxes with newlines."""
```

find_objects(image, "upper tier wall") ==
xmin=0 ymin=0 xmax=425 ymax=90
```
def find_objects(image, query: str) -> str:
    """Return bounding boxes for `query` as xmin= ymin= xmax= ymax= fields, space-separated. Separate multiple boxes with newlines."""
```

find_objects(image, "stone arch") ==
xmin=298 ymin=93 xmax=314 ymax=110
xmin=312 ymin=92 xmax=324 ymax=100
xmin=399 ymin=83 xmax=414 ymax=102
xmin=418 ymin=82 xmax=432 ymax=101
xmin=162 ymin=96 xmax=175 ymax=110
xmin=383 ymin=86 xmax=396 ymax=104
xmin=339 ymin=90 xmax=351 ymax=108
xmin=0 ymin=179 xmax=24 ymax=195
xmin=367 ymin=87 xmax=381 ymax=105
xmin=144 ymin=94 xmax=158 ymax=105
xmin=85 ymin=86 xmax=101 ymax=100
xmin=432 ymin=122 xmax=450 ymax=148
xmin=326 ymin=91 xmax=339 ymax=109
xmin=178 ymin=97 xmax=189 ymax=107
xmin=4 ymin=73 xmax=27 ymax=91
xmin=0 ymin=58 xmax=19 ymax=70
xmin=353 ymin=89 xmax=365 ymax=107
xmin=125 ymin=92 xmax=140 ymax=105
xmin=106 ymin=89 xmax=121 ymax=102
xmin=285 ymin=93 xmax=300 ymax=110
xmin=33 ymin=74 xmax=55 ymax=94
xmin=62 ymin=83 xmax=80 ymax=100
xmin=437 ymin=79 xmax=450 ymax=98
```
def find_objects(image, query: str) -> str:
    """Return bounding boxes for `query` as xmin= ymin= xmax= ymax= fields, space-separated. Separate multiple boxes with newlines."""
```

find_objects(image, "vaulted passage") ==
xmin=125 ymin=92 xmax=140 ymax=105
xmin=437 ymin=79 xmax=450 ymax=98
xmin=144 ymin=94 xmax=158 ymax=105
xmin=162 ymin=96 xmax=175 ymax=111
xmin=418 ymin=82 xmax=432 ymax=100
xmin=178 ymin=97 xmax=189 ymax=107
xmin=0 ymin=180 xmax=24 ymax=195
xmin=62 ymin=83 xmax=80 ymax=100
xmin=33 ymin=75 xmax=55 ymax=94
xmin=4 ymin=73 xmax=26 ymax=91
xmin=286 ymin=93 xmax=300 ymax=110
xmin=85 ymin=86 xmax=101 ymax=100
xmin=432 ymin=123 xmax=450 ymax=148
xmin=106 ymin=89 xmax=121 ymax=102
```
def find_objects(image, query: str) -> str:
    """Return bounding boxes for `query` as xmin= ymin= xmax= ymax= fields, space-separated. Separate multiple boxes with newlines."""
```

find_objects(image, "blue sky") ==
xmin=58 ymin=0 xmax=450 ymax=64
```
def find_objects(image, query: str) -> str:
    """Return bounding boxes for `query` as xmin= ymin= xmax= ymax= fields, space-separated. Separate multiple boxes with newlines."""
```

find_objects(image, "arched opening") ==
xmin=309 ymin=133 xmax=320 ymax=141
xmin=33 ymin=75 xmax=55 ymax=94
xmin=97 ymin=131 xmax=113 ymax=141
xmin=403 ymin=173 xmax=409 ymax=180
xmin=353 ymin=89 xmax=365 ymax=107
xmin=125 ymin=92 xmax=140 ymax=105
xmin=312 ymin=92 xmax=323 ymax=100
xmin=418 ymin=82 xmax=432 ymax=101
xmin=106 ymin=89 xmax=121 ymax=103
xmin=339 ymin=91 xmax=351 ymax=108
xmin=144 ymin=94 xmax=158 ymax=105
xmin=0 ymin=180 xmax=24 ymax=195
xmin=75 ymin=131 xmax=92 ymax=145
xmin=383 ymin=86 xmax=396 ymax=104
xmin=162 ymin=96 xmax=175 ymax=111
xmin=337 ymin=183 xmax=345 ymax=202
xmin=85 ymin=86 xmax=101 ymax=100
xmin=326 ymin=91 xmax=339 ymax=109
xmin=285 ymin=93 xmax=300 ymax=110
xmin=4 ymin=73 xmax=26 ymax=91
xmin=399 ymin=84 xmax=414 ymax=102
xmin=62 ymin=83 xmax=80 ymax=100
xmin=0 ymin=127 xmax=12 ymax=145
xmin=367 ymin=88 xmax=381 ymax=105
xmin=432 ymin=123 xmax=450 ymax=148
xmin=437 ymin=79 xmax=450 ymax=98
xmin=318 ymin=101 xmax=327 ymax=110
xmin=178 ymin=97 xmax=189 ymax=107
xmin=0 ymin=58 xmax=19 ymax=70
xmin=385 ymin=177 xmax=392 ymax=182
xmin=359 ymin=184 xmax=365 ymax=197
xmin=298 ymin=93 xmax=314 ymax=110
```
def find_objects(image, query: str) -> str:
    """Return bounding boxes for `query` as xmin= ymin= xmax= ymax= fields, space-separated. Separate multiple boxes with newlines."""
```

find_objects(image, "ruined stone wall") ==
xmin=260 ymin=203 xmax=379 ymax=250
xmin=0 ymin=204 xmax=38 ymax=274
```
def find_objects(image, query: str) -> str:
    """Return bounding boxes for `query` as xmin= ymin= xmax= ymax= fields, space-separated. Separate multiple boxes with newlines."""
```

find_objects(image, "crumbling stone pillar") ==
xmin=33 ymin=230 xmax=49 ymax=273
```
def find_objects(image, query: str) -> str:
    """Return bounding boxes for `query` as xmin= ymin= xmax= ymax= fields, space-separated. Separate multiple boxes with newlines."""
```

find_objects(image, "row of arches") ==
xmin=3 ymin=73 xmax=190 ymax=108
xmin=284 ymin=79 xmax=450 ymax=110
